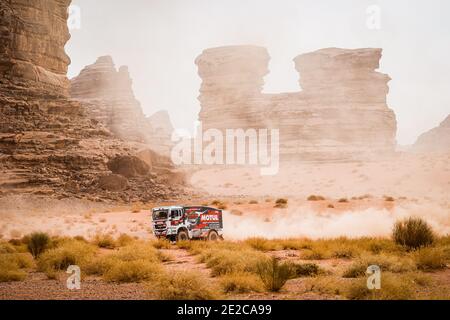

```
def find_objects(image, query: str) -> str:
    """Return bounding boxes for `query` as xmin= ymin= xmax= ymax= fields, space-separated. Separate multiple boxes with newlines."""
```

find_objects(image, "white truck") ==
xmin=152 ymin=206 xmax=224 ymax=242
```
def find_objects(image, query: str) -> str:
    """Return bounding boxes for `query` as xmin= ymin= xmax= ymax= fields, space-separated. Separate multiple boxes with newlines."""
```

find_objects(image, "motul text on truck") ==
xmin=152 ymin=206 xmax=224 ymax=242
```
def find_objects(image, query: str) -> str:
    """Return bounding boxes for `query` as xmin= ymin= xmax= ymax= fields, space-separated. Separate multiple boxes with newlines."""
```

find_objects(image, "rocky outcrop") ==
xmin=0 ymin=0 xmax=187 ymax=202
xmin=147 ymin=110 xmax=174 ymax=155
xmin=70 ymin=56 xmax=174 ymax=156
xmin=413 ymin=115 xmax=450 ymax=153
xmin=196 ymin=46 xmax=397 ymax=161
xmin=0 ymin=0 xmax=71 ymax=96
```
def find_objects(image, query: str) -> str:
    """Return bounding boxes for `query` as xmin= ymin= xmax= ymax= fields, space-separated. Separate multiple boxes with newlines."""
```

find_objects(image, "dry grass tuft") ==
xmin=393 ymin=217 xmax=435 ymax=250
xmin=415 ymin=247 xmax=447 ymax=271
xmin=256 ymin=257 xmax=292 ymax=292
xmin=220 ymin=273 xmax=264 ymax=293
xmin=274 ymin=198 xmax=288 ymax=208
xmin=37 ymin=239 xmax=96 ymax=279
xmin=93 ymin=234 xmax=116 ymax=249
xmin=307 ymin=195 xmax=326 ymax=201
xmin=151 ymin=271 xmax=218 ymax=300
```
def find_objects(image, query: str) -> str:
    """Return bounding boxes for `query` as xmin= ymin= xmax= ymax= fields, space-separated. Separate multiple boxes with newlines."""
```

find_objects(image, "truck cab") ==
xmin=152 ymin=206 xmax=223 ymax=242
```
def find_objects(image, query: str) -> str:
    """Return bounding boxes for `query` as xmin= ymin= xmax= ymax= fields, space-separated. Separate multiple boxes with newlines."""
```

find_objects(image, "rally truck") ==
xmin=152 ymin=206 xmax=224 ymax=242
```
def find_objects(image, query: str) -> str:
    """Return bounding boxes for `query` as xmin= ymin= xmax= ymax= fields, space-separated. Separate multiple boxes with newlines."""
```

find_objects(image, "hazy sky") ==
xmin=67 ymin=0 xmax=450 ymax=145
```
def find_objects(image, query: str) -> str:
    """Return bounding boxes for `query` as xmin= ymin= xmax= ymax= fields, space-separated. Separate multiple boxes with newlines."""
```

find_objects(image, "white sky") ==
xmin=67 ymin=0 xmax=450 ymax=145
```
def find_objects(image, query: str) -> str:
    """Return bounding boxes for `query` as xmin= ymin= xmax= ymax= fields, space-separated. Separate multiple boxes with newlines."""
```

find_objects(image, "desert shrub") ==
xmin=104 ymin=259 xmax=162 ymax=283
xmin=0 ymin=242 xmax=16 ymax=254
xmin=116 ymin=234 xmax=135 ymax=247
xmin=384 ymin=196 xmax=395 ymax=202
xmin=256 ymin=257 xmax=292 ymax=292
xmin=152 ymin=271 xmax=218 ymax=300
xmin=112 ymin=242 xmax=161 ymax=262
xmin=85 ymin=241 xmax=166 ymax=282
xmin=74 ymin=236 xmax=88 ymax=242
xmin=346 ymin=273 xmax=415 ymax=300
xmin=152 ymin=238 xmax=172 ymax=249
xmin=274 ymin=198 xmax=288 ymax=208
xmin=301 ymin=247 xmax=330 ymax=260
xmin=338 ymin=198 xmax=349 ymax=203
xmin=278 ymin=239 xmax=313 ymax=250
xmin=307 ymin=195 xmax=326 ymax=201
xmin=0 ymin=259 xmax=26 ymax=282
xmin=245 ymin=237 xmax=279 ymax=251
xmin=200 ymin=248 xmax=267 ymax=277
xmin=393 ymin=217 xmax=435 ymax=250
xmin=415 ymin=247 xmax=447 ymax=271
xmin=37 ymin=240 xmax=96 ymax=278
xmin=331 ymin=245 xmax=357 ymax=259
xmin=93 ymin=234 xmax=116 ymax=249
xmin=176 ymin=240 xmax=194 ymax=250
xmin=249 ymin=200 xmax=259 ymax=204
xmin=289 ymin=263 xmax=320 ymax=278
xmin=0 ymin=251 xmax=34 ymax=283
xmin=303 ymin=276 xmax=346 ymax=296
xmin=220 ymin=273 xmax=264 ymax=293
xmin=84 ymin=255 xmax=117 ymax=276
xmin=343 ymin=254 xmax=416 ymax=278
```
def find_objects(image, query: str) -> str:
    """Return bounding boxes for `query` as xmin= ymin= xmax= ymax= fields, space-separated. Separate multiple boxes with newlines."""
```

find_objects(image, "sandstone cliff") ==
xmin=413 ymin=115 xmax=450 ymax=153
xmin=0 ymin=0 xmax=71 ymax=96
xmin=196 ymin=46 xmax=397 ymax=161
xmin=70 ymin=56 xmax=174 ymax=156
xmin=0 ymin=0 xmax=185 ymax=202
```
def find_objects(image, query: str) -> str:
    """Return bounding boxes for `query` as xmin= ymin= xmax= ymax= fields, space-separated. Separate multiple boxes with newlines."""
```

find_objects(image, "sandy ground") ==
xmin=0 ymin=153 xmax=448 ymax=241
xmin=1 ymin=246 xmax=449 ymax=300
xmin=0 ymin=153 xmax=449 ymax=300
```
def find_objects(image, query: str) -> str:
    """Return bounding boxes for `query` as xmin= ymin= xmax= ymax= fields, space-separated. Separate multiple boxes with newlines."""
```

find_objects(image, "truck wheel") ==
xmin=207 ymin=230 xmax=219 ymax=241
xmin=177 ymin=230 xmax=189 ymax=242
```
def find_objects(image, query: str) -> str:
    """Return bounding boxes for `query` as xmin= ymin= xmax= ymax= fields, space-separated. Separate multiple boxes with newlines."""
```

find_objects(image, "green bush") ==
xmin=256 ymin=257 xmax=292 ymax=292
xmin=26 ymin=232 xmax=51 ymax=258
xmin=393 ymin=217 xmax=435 ymax=250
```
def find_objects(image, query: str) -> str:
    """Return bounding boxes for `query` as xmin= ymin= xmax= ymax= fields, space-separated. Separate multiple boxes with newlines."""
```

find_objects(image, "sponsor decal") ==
xmin=201 ymin=214 xmax=219 ymax=222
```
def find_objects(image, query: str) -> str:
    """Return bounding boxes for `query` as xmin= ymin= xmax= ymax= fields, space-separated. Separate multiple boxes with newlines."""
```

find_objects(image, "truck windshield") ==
xmin=153 ymin=210 xmax=168 ymax=220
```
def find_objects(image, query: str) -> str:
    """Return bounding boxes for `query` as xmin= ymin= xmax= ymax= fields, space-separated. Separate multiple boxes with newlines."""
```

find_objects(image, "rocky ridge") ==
xmin=196 ymin=46 xmax=397 ymax=161
xmin=0 ymin=0 xmax=187 ymax=203
xmin=70 ymin=56 xmax=174 ymax=156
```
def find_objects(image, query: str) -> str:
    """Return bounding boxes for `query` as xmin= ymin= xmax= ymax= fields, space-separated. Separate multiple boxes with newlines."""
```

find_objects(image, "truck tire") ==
xmin=207 ymin=230 xmax=219 ymax=241
xmin=177 ymin=230 xmax=189 ymax=242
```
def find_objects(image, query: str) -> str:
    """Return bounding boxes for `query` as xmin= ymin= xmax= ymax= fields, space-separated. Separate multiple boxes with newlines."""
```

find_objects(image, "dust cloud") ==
xmin=223 ymin=204 xmax=450 ymax=240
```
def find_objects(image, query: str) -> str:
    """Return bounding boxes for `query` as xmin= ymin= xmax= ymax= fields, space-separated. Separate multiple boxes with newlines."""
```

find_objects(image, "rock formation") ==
xmin=0 ymin=0 xmax=71 ymax=96
xmin=70 ymin=56 xmax=174 ymax=156
xmin=0 ymin=0 xmax=186 ymax=202
xmin=196 ymin=46 xmax=397 ymax=161
xmin=413 ymin=115 xmax=450 ymax=153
